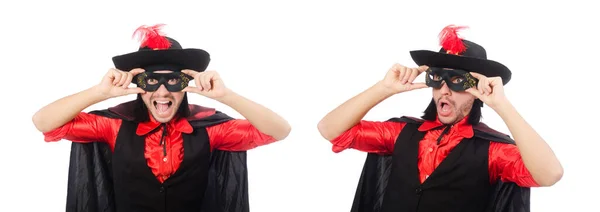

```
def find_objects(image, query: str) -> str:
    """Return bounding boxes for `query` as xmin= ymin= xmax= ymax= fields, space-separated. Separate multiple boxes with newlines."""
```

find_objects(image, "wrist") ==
xmin=373 ymin=81 xmax=397 ymax=98
xmin=89 ymin=85 xmax=112 ymax=102
xmin=492 ymin=98 xmax=515 ymax=117
xmin=214 ymin=88 xmax=237 ymax=104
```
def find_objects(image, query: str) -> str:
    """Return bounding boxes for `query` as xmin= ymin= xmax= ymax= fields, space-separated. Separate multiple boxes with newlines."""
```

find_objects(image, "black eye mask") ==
xmin=425 ymin=67 xmax=478 ymax=91
xmin=134 ymin=72 xmax=192 ymax=92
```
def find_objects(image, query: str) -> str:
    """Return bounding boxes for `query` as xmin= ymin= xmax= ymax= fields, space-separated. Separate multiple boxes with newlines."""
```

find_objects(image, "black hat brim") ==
xmin=112 ymin=48 xmax=210 ymax=72
xmin=410 ymin=50 xmax=511 ymax=85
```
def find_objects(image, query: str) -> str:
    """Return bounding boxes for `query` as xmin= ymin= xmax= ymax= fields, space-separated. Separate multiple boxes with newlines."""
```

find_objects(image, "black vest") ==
xmin=111 ymin=120 xmax=211 ymax=212
xmin=381 ymin=120 xmax=492 ymax=212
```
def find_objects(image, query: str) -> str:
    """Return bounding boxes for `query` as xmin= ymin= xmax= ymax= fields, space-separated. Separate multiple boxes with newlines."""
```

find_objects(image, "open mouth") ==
xmin=153 ymin=100 xmax=173 ymax=114
xmin=438 ymin=99 xmax=451 ymax=114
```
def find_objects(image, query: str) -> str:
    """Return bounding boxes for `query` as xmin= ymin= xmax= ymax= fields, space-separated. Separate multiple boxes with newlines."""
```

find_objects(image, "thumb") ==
xmin=126 ymin=87 xmax=146 ymax=95
xmin=410 ymin=82 xmax=429 ymax=90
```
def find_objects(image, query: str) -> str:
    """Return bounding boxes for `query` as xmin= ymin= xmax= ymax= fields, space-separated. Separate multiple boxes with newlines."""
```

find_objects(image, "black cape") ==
xmin=350 ymin=116 xmax=531 ymax=212
xmin=64 ymin=106 xmax=250 ymax=212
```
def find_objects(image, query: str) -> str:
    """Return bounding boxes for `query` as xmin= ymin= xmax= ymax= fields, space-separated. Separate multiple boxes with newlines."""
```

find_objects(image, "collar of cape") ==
xmin=389 ymin=116 xmax=515 ymax=144
xmin=101 ymin=100 xmax=222 ymax=136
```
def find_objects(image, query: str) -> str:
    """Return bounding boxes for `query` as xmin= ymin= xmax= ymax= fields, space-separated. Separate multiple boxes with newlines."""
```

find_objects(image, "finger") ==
xmin=197 ymin=73 xmax=208 ymax=90
xmin=481 ymin=78 xmax=492 ymax=95
xmin=469 ymin=72 xmax=487 ymax=80
xmin=182 ymin=86 xmax=202 ymax=94
xmin=490 ymin=77 xmax=503 ymax=87
xmin=190 ymin=72 xmax=201 ymax=90
xmin=105 ymin=68 xmax=115 ymax=76
xmin=125 ymin=72 xmax=136 ymax=88
xmin=389 ymin=65 xmax=403 ymax=78
xmin=407 ymin=68 xmax=421 ymax=83
xmin=201 ymin=73 xmax=213 ymax=90
xmin=477 ymin=78 xmax=485 ymax=95
xmin=417 ymin=65 xmax=429 ymax=73
xmin=466 ymin=88 xmax=482 ymax=99
xmin=398 ymin=67 xmax=407 ymax=83
xmin=110 ymin=68 xmax=121 ymax=73
xmin=122 ymin=72 xmax=133 ymax=88
xmin=111 ymin=68 xmax=124 ymax=76
xmin=196 ymin=73 xmax=205 ymax=91
xmin=112 ymin=71 xmax=122 ymax=85
xmin=390 ymin=66 xmax=401 ymax=75
xmin=106 ymin=68 xmax=117 ymax=78
xmin=118 ymin=72 xmax=129 ymax=86
xmin=181 ymin=69 xmax=199 ymax=78
xmin=194 ymin=76 xmax=203 ymax=91
xmin=484 ymin=80 xmax=492 ymax=95
xmin=104 ymin=68 xmax=115 ymax=83
xmin=402 ymin=68 xmax=414 ymax=83
xmin=130 ymin=68 xmax=145 ymax=76
xmin=392 ymin=63 xmax=404 ymax=71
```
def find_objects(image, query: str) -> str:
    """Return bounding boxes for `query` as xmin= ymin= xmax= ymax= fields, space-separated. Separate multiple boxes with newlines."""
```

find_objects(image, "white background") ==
xmin=1 ymin=0 xmax=598 ymax=211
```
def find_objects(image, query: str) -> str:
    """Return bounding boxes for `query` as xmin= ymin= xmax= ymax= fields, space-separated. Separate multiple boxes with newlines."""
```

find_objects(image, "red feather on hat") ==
xmin=132 ymin=24 xmax=171 ymax=49
xmin=438 ymin=25 xmax=468 ymax=55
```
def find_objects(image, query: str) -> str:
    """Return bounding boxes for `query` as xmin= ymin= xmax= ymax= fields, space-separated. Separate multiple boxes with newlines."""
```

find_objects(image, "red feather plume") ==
xmin=132 ymin=24 xmax=171 ymax=49
xmin=438 ymin=25 xmax=468 ymax=54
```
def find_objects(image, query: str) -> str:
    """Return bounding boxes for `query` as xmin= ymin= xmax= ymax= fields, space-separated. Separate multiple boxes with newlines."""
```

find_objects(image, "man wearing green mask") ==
xmin=33 ymin=24 xmax=291 ymax=212
xmin=318 ymin=25 xmax=563 ymax=212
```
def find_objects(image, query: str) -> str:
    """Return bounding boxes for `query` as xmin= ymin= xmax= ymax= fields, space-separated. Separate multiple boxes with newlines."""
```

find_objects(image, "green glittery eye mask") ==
xmin=134 ymin=72 xmax=191 ymax=92
xmin=133 ymin=65 xmax=191 ymax=92
xmin=425 ymin=67 xmax=479 ymax=91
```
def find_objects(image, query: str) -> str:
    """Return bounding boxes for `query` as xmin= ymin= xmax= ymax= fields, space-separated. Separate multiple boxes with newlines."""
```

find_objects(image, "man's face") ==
xmin=140 ymin=70 xmax=185 ymax=123
xmin=432 ymin=69 xmax=476 ymax=124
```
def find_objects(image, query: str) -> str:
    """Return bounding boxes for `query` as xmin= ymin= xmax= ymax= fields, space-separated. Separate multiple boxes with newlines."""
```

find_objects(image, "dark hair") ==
xmin=131 ymin=93 xmax=190 ymax=123
xmin=421 ymin=98 xmax=483 ymax=125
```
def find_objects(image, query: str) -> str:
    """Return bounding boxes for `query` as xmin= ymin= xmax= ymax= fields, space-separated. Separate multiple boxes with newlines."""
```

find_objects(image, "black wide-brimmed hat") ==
xmin=112 ymin=24 xmax=210 ymax=72
xmin=410 ymin=25 xmax=512 ymax=85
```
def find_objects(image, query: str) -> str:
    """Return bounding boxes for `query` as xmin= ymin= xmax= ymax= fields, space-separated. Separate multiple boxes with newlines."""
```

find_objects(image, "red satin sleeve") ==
xmin=329 ymin=120 xmax=405 ymax=154
xmin=206 ymin=119 xmax=277 ymax=151
xmin=42 ymin=112 xmax=121 ymax=151
xmin=488 ymin=142 xmax=540 ymax=187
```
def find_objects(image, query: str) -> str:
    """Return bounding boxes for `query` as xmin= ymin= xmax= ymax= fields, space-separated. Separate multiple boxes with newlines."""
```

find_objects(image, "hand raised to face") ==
xmin=465 ymin=72 xmax=509 ymax=110
xmin=97 ymin=68 xmax=146 ymax=98
xmin=381 ymin=63 xmax=429 ymax=94
xmin=181 ymin=70 xmax=229 ymax=99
